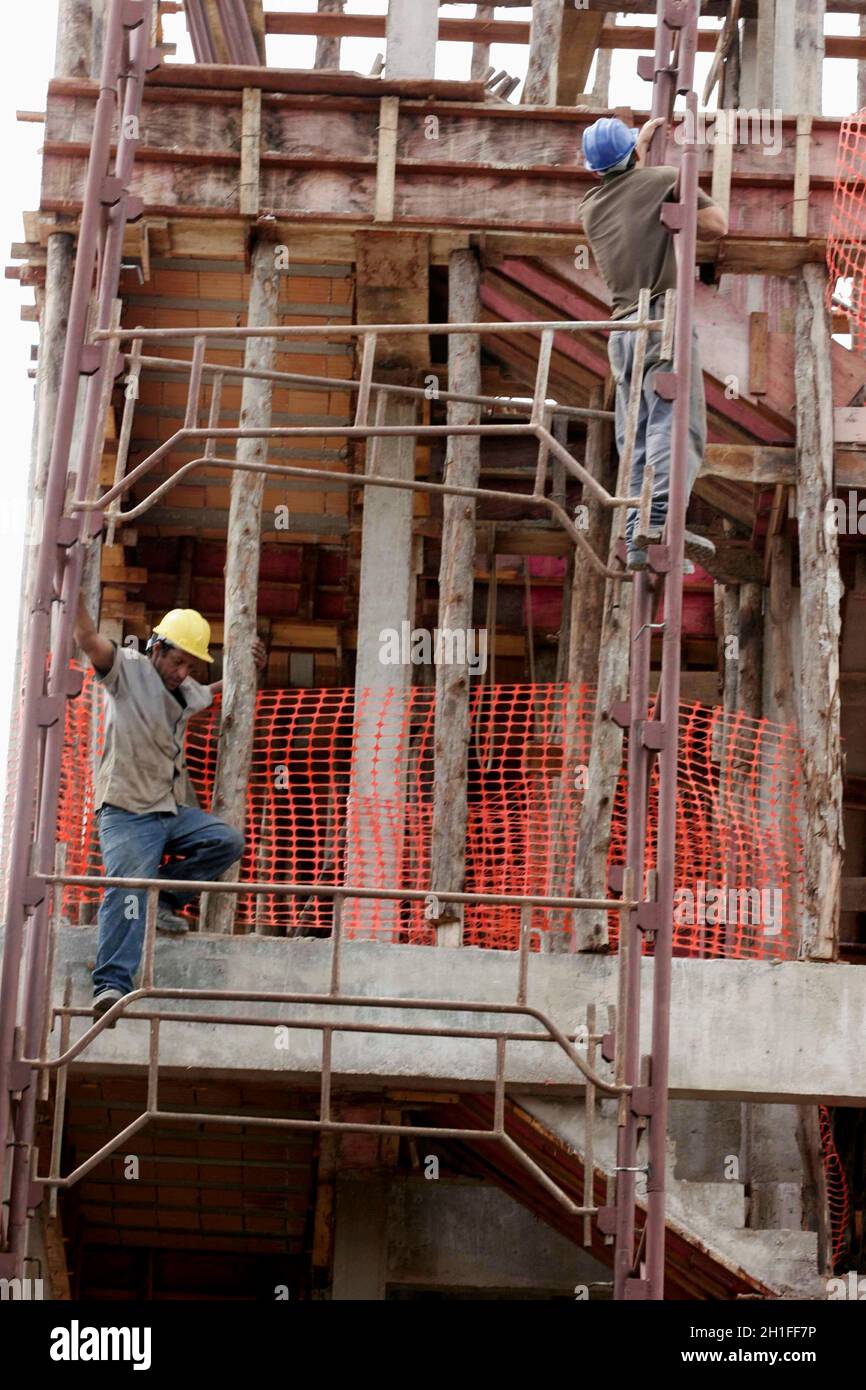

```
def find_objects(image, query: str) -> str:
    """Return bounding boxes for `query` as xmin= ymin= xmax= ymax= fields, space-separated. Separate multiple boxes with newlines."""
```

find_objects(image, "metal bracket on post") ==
xmin=635 ymin=902 xmax=662 ymax=934
xmin=34 ymin=697 xmax=66 ymax=730
xmin=646 ymin=544 xmax=672 ymax=575
xmin=631 ymin=1087 xmax=656 ymax=1117
xmin=606 ymin=865 xmax=625 ymax=894
xmin=125 ymin=195 xmax=145 ymax=223
xmin=27 ymin=1181 xmax=45 ymax=1211
xmin=22 ymin=879 xmax=46 ymax=911
xmin=145 ymin=47 xmax=163 ymax=73
xmin=653 ymin=372 xmax=680 ymax=401
xmin=101 ymin=177 xmax=125 ymax=208
xmin=121 ymin=0 xmax=147 ymax=28
xmin=608 ymin=700 xmax=632 ymax=730
xmin=596 ymin=1206 xmax=618 ymax=1237
xmin=79 ymin=345 xmax=103 ymax=377
xmin=624 ymin=1278 xmax=651 ymax=1300
xmin=55 ymin=518 xmax=79 ymax=548
xmin=601 ymin=1032 xmax=615 ymax=1063
xmin=640 ymin=721 xmax=667 ymax=751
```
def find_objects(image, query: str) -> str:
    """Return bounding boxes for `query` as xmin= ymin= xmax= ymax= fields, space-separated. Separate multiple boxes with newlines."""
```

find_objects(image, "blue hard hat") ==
xmin=582 ymin=117 xmax=639 ymax=173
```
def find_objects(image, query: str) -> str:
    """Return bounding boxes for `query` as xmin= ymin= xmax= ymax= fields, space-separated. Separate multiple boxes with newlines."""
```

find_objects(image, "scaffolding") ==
xmin=0 ymin=0 xmax=737 ymax=1301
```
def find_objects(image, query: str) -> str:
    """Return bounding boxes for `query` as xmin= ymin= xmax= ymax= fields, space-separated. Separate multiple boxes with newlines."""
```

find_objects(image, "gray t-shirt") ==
xmin=94 ymin=644 xmax=213 ymax=815
xmin=579 ymin=164 xmax=714 ymax=320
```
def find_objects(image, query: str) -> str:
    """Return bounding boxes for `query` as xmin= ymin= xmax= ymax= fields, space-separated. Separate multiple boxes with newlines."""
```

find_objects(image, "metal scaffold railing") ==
xmin=0 ymin=0 xmax=708 ymax=1302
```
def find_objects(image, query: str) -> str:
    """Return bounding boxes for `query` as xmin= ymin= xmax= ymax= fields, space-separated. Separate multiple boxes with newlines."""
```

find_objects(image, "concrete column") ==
xmin=347 ymin=396 xmax=416 ymax=937
xmin=385 ymin=0 xmax=437 ymax=79
xmin=331 ymin=1174 xmax=390 ymax=1300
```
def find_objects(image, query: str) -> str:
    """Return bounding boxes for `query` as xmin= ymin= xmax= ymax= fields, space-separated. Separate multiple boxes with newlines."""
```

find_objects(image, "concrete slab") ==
xmin=25 ymin=927 xmax=866 ymax=1104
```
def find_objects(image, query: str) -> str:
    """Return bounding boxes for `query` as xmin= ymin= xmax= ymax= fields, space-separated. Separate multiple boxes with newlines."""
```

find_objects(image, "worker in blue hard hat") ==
xmin=579 ymin=115 xmax=729 ymax=571
xmin=74 ymin=594 xmax=267 ymax=1021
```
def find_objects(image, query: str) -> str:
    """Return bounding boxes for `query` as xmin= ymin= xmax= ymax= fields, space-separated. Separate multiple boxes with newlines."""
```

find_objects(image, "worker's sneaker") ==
xmin=683 ymin=529 xmax=716 ymax=568
xmin=156 ymin=904 xmax=190 ymax=935
xmin=632 ymin=522 xmax=663 ymax=551
xmin=92 ymin=988 xmax=125 ymax=1029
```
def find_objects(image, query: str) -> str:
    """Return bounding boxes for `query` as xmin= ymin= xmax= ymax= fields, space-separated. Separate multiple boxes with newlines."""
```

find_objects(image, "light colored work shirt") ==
xmin=94 ymin=644 xmax=213 ymax=815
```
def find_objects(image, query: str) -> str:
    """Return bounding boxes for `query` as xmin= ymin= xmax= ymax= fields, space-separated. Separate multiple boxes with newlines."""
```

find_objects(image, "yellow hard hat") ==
xmin=151 ymin=609 xmax=213 ymax=663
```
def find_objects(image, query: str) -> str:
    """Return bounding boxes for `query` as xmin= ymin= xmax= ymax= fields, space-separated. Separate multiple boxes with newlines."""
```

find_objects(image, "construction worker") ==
xmin=74 ymin=597 xmax=266 ymax=1018
xmin=579 ymin=115 xmax=729 ymax=571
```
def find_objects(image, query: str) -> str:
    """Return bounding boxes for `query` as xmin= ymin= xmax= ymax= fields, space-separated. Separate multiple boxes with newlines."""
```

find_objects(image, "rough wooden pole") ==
xmin=206 ymin=234 xmax=280 ymax=934
xmin=860 ymin=15 xmax=866 ymax=111
xmin=314 ymin=0 xmax=345 ymax=70
xmin=523 ymin=0 xmax=564 ymax=105
xmin=795 ymin=265 xmax=844 ymax=961
xmin=55 ymin=0 xmax=93 ymax=78
xmin=738 ymin=582 xmax=763 ymax=722
xmin=591 ymin=17 xmax=614 ymax=107
xmin=471 ymin=4 xmax=494 ymax=82
xmin=429 ymin=249 xmax=482 ymax=948
xmin=774 ymin=0 xmax=824 ymax=115
xmin=567 ymin=389 xmax=614 ymax=690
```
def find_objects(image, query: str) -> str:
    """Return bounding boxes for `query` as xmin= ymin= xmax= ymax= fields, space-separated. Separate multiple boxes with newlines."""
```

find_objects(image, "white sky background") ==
xmin=0 ymin=1 xmax=862 ymax=790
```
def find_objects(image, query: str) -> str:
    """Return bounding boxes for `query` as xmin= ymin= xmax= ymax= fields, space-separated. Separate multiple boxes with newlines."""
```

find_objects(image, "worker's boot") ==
xmin=683 ymin=529 xmax=716 ymax=568
xmin=92 ymin=988 xmax=125 ymax=1029
xmin=156 ymin=902 xmax=190 ymax=935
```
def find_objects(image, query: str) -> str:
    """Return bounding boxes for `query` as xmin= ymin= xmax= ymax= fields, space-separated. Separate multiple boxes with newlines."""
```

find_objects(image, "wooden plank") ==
xmin=710 ymin=123 xmax=734 ymax=221
xmin=748 ymin=312 xmax=768 ymax=396
xmin=557 ymin=9 xmax=605 ymax=106
xmin=373 ymin=96 xmax=399 ymax=224
xmin=314 ymin=0 xmax=346 ymax=71
xmin=239 ymin=87 xmax=262 ymax=217
xmin=792 ymin=114 xmax=813 ymax=238
xmin=834 ymin=407 xmax=866 ymax=444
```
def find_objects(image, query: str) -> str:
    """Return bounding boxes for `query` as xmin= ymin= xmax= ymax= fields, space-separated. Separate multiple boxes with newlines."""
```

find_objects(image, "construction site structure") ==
xmin=0 ymin=0 xmax=865 ymax=1302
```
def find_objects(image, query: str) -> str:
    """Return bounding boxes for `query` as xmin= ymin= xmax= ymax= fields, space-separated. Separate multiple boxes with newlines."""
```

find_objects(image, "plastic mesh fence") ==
xmin=826 ymin=111 xmax=866 ymax=338
xmin=819 ymin=1106 xmax=851 ymax=1272
xmin=54 ymin=676 xmax=803 ymax=956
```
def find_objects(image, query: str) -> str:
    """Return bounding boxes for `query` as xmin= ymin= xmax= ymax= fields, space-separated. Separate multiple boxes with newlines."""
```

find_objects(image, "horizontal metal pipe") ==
xmin=95 ymin=317 xmax=665 ymax=342
xmin=47 ymin=872 xmax=634 ymax=912
xmin=127 ymin=351 xmax=616 ymax=422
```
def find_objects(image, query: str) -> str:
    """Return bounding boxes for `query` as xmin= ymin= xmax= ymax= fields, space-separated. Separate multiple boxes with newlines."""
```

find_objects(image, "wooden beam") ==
xmin=792 ymin=114 xmax=813 ymax=238
xmin=239 ymin=87 xmax=262 ymax=217
xmin=471 ymin=4 xmax=495 ymax=83
xmin=557 ymin=9 xmax=605 ymax=106
xmin=373 ymin=96 xmax=399 ymax=224
xmin=795 ymin=265 xmax=844 ymax=962
xmin=204 ymin=232 xmax=281 ymax=934
xmin=523 ymin=0 xmax=564 ymax=106
xmin=748 ymin=312 xmax=768 ymax=396
xmin=429 ymin=248 xmax=482 ymax=948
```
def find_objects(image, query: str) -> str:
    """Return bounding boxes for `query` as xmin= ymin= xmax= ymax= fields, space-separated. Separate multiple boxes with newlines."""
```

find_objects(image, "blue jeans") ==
xmin=93 ymin=804 xmax=245 ymax=996
xmin=608 ymin=294 xmax=707 ymax=557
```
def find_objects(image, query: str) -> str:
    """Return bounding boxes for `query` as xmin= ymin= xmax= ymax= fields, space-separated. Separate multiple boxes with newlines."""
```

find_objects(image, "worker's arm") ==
xmin=635 ymin=115 xmax=666 ymax=163
xmin=697 ymin=203 xmax=729 ymax=238
xmin=74 ymin=595 xmax=116 ymax=676
xmin=208 ymin=636 xmax=268 ymax=696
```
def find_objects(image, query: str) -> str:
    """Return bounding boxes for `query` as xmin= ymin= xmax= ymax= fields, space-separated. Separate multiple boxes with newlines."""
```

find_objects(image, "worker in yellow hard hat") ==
xmin=74 ymin=594 xmax=267 ymax=1020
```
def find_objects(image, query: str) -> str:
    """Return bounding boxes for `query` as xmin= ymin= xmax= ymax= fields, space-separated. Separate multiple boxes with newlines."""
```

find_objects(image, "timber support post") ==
xmin=794 ymin=264 xmax=844 ymax=961
xmin=429 ymin=248 xmax=482 ymax=948
xmin=205 ymin=228 xmax=281 ymax=934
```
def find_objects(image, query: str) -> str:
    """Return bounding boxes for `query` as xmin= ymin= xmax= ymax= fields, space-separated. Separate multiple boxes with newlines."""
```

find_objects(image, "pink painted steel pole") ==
xmin=644 ymin=81 xmax=700 ymax=1301
xmin=0 ymin=0 xmax=150 ymax=1262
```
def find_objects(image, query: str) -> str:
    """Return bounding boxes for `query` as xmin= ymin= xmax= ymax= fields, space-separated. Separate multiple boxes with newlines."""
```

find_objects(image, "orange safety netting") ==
xmin=826 ymin=110 xmax=866 ymax=339
xmin=54 ymin=675 xmax=803 ymax=958
xmin=819 ymin=1106 xmax=850 ymax=1272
